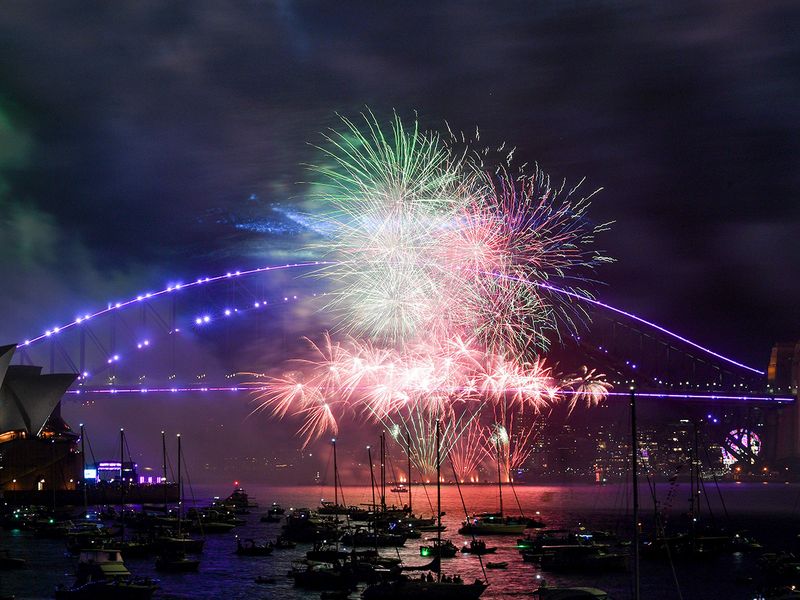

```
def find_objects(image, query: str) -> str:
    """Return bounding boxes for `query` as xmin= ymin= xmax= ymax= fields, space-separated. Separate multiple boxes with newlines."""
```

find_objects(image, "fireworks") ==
xmin=310 ymin=112 xmax=612 ymax=353
xmin=564 ymin=366 xmax=613 ymax=415
xmin=449 ymin=420 xmax=487 ymax=483
xmin=247 ymin=334 xmax=558 ymax=456
xmin=250 ymin=112 xmax=613 ymax=463
xmin=309 ymin=111 xmax=469 ymax=343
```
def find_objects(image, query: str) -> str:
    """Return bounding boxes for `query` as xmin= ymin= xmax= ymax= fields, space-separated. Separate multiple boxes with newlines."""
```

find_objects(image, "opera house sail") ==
xmin=0 ymin=343 xmax=80 ymax=493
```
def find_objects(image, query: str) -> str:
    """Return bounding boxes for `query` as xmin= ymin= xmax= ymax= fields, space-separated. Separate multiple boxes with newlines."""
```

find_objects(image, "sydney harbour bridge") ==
xmin=5 ymin=260 xmax=799 ymax=471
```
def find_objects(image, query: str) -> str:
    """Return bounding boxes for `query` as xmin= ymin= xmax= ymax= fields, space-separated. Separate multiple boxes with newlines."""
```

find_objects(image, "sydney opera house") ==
xmin=0 ymin=343 xmax=81 ymax=493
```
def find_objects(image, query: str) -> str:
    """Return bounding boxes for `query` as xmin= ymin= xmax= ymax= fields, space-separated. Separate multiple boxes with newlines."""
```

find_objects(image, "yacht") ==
xmin=55 ymin=549 xmax=157 ymax=599
xmin=458 ymin=513 xmax=526 ymax=535
xmin=538 ymin=544 xmax=627 ymax=572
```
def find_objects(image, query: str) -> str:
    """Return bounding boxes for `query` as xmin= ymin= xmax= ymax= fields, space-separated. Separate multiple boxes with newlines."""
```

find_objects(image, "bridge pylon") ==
xmin=767 ymin=341 xmax=800 ymax=464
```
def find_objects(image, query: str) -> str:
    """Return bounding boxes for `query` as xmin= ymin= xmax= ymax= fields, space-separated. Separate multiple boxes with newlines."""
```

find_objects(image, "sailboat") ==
xmin=640 ymin=420 xmax=741 ymax=561
xmin=154 ymin=431 xmax=204 ymax=554
xmin=114 ymin=429 xmax=154 ymax=558
xmin=458 ymin=437 xmax=525 ymax=536
xmin=155 ymin=434 xmax=200 ymax=572
xmin=317 ymin=438 xmax=351 ymax=515
xmin=362 ymin=420 xmax=487 ymax=600
xmin=532 ymin=388 xmax=634 ymax=600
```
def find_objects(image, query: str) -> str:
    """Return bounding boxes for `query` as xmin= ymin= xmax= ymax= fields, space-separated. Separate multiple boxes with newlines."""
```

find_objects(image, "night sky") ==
xmin=1 ymin=2 xmax=798 ymax=476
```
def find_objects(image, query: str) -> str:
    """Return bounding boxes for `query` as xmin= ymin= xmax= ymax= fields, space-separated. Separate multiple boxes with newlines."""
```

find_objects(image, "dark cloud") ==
xmin=1 ymin=1 xmax=796 ymax=352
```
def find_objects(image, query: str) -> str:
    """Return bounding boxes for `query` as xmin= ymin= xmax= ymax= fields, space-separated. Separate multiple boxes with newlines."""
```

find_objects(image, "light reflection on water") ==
xmin=2 ymin=483 xmax=797 ymax=599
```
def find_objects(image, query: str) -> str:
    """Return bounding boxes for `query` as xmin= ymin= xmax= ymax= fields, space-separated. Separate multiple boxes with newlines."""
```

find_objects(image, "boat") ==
xmin=282 ymin=508 xmax=339 ymax=542
xmin=289 ymin=560 xmax=356 ymax=590
xmin=54 ymin=549 xmax=157 ymax=599
xmin=317 ymin=500 xmax=353 ymax=515
xmin=321 ymin=591 xmax=351 ymax=600
xmin=154 ymin=433 xmax=201 ymax=573
xmin=155 ymin=549 xmax=200 ymax=572
xmin=640 ymin=532 xmax=732 ymax=560
xmin=113 ymin=538 xmax=156 ymax=558
xmin=235 ymin=537 xmax=273 ymax=556
xmin=538 ymin=544 xmax=627 ymax=572
xmin=486 ymin=561 xmax=508 ymax=569
xmin=269 ymin=502 xmax=286 ymax=515
xmin=188 ymin=511 xmax=238 ymax=533
xmin=518 ymin=530 xmax=577 ymax=551
xmin=274 ymin=535 xmax=296 ymax=550
xmin=306 ymin=542 xmax=348 ymax=562
xmin=33 ymin=518 xmax=73 ymax=539
xmin=221 ymin=487 xmax=258 ymax=512
xmin=534 ymin=586 xmax=610 ymax=599
xmin=457 ymin=442 xmax=531 ymax=536
xmin=458 ymin=513 xmax=526 ymax=536
xmin=390 ymin=485 xmax=408 ymax=493
xmin=364 ymin=421 xmax=486 ymax=599
xmin=401 ymin=557 xmax=441 ymax=572
xmin=460 ymin=539 xmax=496 ymax=555
xmin=340 ymin=527 xmax=406 ymax=547
xmin=420 ymin=538 xmax=458 ymax=558
xmin=361 ymin=577 xmax=487 ymax=600
xmin=0 ymin=550 xmax=25 ymax=570
xmin=63 ymin=522 xmax=113 ymax=554
xmin=154 ymin=531 xmax=205 ymax=554
xmin=261 ymin=512 xmax=283 ymax=523
xmin=524 ymin=515 xmax=547 ymax=528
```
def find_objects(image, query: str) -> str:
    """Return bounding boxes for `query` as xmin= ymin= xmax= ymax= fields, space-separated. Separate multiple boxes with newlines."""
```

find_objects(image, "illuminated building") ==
xmin=0 ymin=344 xmax=80 ymax=492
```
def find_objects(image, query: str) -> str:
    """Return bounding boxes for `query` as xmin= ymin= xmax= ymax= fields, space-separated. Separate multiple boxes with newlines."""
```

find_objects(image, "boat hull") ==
xmin=362 ymin=580 xmax=487 ymax=600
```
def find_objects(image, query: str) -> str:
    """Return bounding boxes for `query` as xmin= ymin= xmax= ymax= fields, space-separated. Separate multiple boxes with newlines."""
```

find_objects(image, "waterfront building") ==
xmin=0 ymin=344 xmax=80 ymax=492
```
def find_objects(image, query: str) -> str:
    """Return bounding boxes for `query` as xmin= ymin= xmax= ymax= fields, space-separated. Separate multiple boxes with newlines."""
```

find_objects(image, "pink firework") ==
xmin=449 ymin=419 xmax=488 ymax=483
xmin=247 ymin=334 xmax=565 ymax=458
xmin=564 ymin=366 xmax=612 ymax=415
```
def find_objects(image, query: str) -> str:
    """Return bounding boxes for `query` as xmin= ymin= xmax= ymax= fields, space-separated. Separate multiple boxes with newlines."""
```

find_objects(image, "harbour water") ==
xmin=2 ymin=482 xmax=798 ymax=599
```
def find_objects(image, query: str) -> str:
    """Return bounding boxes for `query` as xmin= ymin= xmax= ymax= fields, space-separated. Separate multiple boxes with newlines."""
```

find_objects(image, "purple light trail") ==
xmin=23 ymin=261 xmax=331 ymax=346
xmin=22 ymin=259 xmax=765 ymax=377
xmin=489 ymin=272 xmax=765 ymax=376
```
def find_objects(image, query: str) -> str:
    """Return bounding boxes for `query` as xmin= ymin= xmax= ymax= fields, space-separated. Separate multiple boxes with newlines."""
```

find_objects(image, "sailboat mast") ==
xmin=380 ymin=431 xmax=386 ymax=512
xmin=693 ymin=421 xmax=701 ymax=519
xmin=496 ymin=442 xmax=504 ymax=517
xmin=332 ymin=438 xmax=339 ymax=507
xmin=630 ymin=387 xmax=640 ymax=600
xmin=162 ymin=431 xmax=168 ymax=512
xmin=367 ymin=445 xmax=376 ymax=511
xmin=367 ymin=444 xmax=377 ymax=554
xmin=80 ymin=423 xmax=87 ymax=517
xmin=177 ymin=433 xmax=182 ymax=535
xmin=436 ymin=418 xmax=441 ymax=583
xmin=407 ymin=433 xmax=412 ymax=514
xmin=119 ymin=428 xmax=125 ymax=542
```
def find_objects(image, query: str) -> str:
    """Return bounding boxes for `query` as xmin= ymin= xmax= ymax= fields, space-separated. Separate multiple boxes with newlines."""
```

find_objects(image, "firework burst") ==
xmin=309 ymin=112 xmax=612 ymax=354
xmin=564 ymin=366 xmax=613 ymax=415
xmin=250 ymin=112 xmax=613 ymax=460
